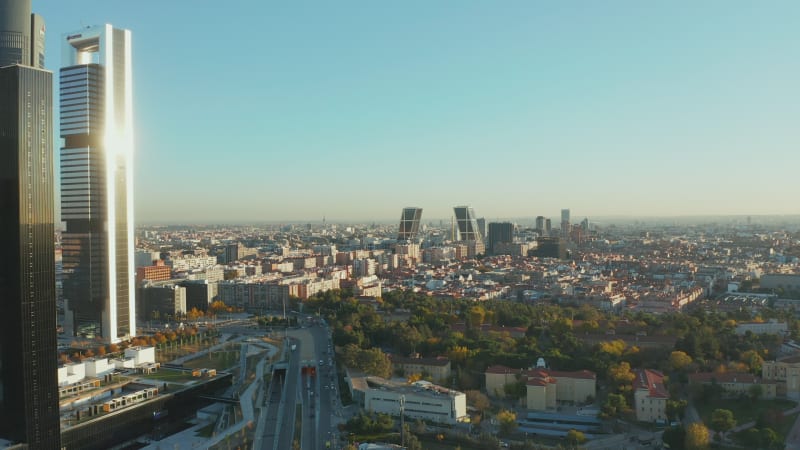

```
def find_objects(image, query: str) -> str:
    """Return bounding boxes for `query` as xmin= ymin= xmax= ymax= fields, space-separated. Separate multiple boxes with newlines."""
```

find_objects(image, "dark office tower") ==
xmin=0 ymin=0 xmax=28 ymax=65
xmin=398 ymin=207 xmax=423 ymax=241
xmin=60 ymin=25 xmax=136 ymax=344
xmin=532 ymin=237 xmax=567 ymax=259
xmin=487 ymin=222 xmax=514 ymax=254
xmin=0 ymin=2 xmax=61 ymax=448
xmin=535 ymin=216 xmax=545 ymax=232
xmin=545 ymin=218 xmax=552 ymax=236
xmin=561 ymin=208 xmax=570 ymax=239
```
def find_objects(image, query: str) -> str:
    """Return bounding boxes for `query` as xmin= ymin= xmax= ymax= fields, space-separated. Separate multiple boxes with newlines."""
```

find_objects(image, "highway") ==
xmin=287 ymin=321 xmax=341 ymax=450
xmin=214 ymin=313 xmax=341 ymax=449
xmin=274 ymin=338 xmax=301 ymax=450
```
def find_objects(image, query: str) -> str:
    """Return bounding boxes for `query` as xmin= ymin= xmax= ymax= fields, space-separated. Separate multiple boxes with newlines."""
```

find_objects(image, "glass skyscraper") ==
xmin=453 ymin=206 xmax=483 ymax=244
xmin=60 ymin=24 xmax=136 ymax=344
xmin=398 ymin=207 xmax=423 ymax=242
xmin=453 ymin=206 xmax=485 ymax=257
xmin=0 ymin=0 xmax=61 ymax=447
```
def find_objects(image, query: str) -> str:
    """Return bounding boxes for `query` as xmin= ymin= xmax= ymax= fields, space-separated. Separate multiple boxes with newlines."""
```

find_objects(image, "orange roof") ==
xmin=634 ymin=369 xmax=668 ymax=399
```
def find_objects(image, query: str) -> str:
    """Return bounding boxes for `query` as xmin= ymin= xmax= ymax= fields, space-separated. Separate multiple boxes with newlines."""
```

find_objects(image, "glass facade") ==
xmin=453 ymin=206 xmax=484 ymax=244
xmin=0 ymin=64 xmax=61 ymax=449
xmin=398 ymin=207 xmax=423 ymax=241
xmin=61 ymin=25 xmax=135 ymax=343
xmin=487 ymin=222 xmax=514 ymax=254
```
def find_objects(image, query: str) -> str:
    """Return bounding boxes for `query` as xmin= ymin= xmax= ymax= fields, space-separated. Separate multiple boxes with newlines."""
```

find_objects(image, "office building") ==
xmin=545 ymin=218 xmax=552 ymax=235
xmin=487 ymin=222 xmax=514 ymax=255
xmin=397 ymin=207 xmax=422 ymax=241
xmin=453 ymin=206 xmax=485 ymax=256
xmin=476 ymin=217 xmax=486 ymax=240
xmin=535 ymin=215 xmax=545 ymax=233
xmin=60 ymin=25 xmax=136 ymax=343
xmin=138 ymin=281 xmax=187 ymax=321
xmin=531 ymin=237 xmax=567 ymax=259
xmin=0 ymin=1 xmax=61 ymax=447
xmin=180 ymin=279 xmax=218 ymax=312
xmin=349 ymin=376 xmax=467 ymax=425
xmin=561 ymin=208 xmax=570 ymax=239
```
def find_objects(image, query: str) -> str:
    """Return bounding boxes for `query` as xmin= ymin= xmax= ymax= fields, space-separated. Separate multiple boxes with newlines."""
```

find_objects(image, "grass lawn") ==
xmin=136 ymin=368 xmax=197 ymax=383
xmin=183 ymin=350 xmax=240 ymax=371
xmin=775 ymin=411 xmax=800 ymax=437
xmin=695 ymin=398 xmax=797 ymax=427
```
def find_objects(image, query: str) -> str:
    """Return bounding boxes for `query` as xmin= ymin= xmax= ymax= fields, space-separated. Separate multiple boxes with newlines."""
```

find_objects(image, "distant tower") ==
xmin=398 ymin=207 xmax=423 ymax=242
xmin=60 ymin=25 xmax=136 ymax=343
xmin=561 ymin=209 xmax=571 ymax=239
xmin=453 ymin=206 xmax=483 ymax=242
xmin=487 ymin=222 xmax=514 ymax=254
xmin=0 ymin=0 xmax=61 ymax=447
xmin=545 ymin=218 xmax=552 ymax=236
xmin=535 ymin=216 xmax=545 ymax=232
xmin=477 ymin=217 xmax=487 ymax=240
xmin=453 ymin=206 xmax=485 ymax=256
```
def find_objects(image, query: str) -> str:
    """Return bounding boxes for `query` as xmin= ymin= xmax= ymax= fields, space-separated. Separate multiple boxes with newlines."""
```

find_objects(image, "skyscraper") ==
xmin=535 ymin=215 xmax=545 ymax=233
xmin=561 ymin=208 xmax=570 ymax=239
xmin=487 ymin=222 xmax=514 ymax=254
xmin=453 ymin=206 xmax=482 ymax=242
xmin=398 ymin=207 xmax=423 ymax=242
xmin=60 ymin=24 xmax=136 ymax=344
xmin=0 ymin=1 xmax=61 ymax=447
xmin=453 ymin=206 xmax=485 ymax=257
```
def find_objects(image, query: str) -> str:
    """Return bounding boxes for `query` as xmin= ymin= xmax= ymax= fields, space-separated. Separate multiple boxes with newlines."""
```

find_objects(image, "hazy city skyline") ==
xmin=39 ymin=1 xmax=800 ymax=223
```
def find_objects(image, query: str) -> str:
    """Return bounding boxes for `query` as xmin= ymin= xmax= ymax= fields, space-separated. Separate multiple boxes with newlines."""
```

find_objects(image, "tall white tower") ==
xmin=60 ymin=25 xmax=135 ymax=343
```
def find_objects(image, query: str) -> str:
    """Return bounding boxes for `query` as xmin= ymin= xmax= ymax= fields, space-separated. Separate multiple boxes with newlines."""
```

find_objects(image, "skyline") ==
xmin=39 ymin=1 xmax=800 ymax=223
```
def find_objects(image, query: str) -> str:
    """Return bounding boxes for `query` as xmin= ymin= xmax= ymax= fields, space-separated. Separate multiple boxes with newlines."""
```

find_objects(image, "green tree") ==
xmin=503 ymin=380 xmax=527 ymax=403
xmin=710 ymin=408 xmax=736 ymax=437
xmin=666 ymin=399 xmax=688 ymax=421
xmin=468 ymin=306 xmax=486 ymax=327
xmin=600 ymin=393 xmax=629 ymax=419
xmin=741 ymin=349 xmax=764 ymax=374
xmin=758 ymin=427 xmax=781 ymax=449
xmin=684 ymin=423 xmax=709 ymax=450
xmin=566 ymin=429 xmax=587 ymax=446
xmin=466 ymin=390 xmax=491 ymax=413
xmin=669 ymin=350 xmax=693 ymax=371
xmin=608 ymin=361 xmax=636 ymax=392
xmin=496 ymin=409 xmax=517 ymax=435
xmin=402 ymin=424 xmax=422 ymax=450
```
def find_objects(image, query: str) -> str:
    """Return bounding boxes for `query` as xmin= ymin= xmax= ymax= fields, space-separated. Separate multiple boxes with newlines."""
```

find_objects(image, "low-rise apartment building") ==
xmin=485 ymin=365 xmax=596 ymax=410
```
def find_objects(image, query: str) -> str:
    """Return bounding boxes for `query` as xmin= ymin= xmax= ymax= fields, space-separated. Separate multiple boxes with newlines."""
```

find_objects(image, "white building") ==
xmin=58 ymin=363 xmax=86 ymax=386
xmin=60 ymin=24 xmax=136 ymax=344
xmin=360 ymin=379 xmax=467 ymax=425
xmin=84 ymin=358 xmax=114 ymax=378
xmin=125 ymin=346 xmax=156 ymax=365
xmin=735 ymin=320 xmax=788 ymax=336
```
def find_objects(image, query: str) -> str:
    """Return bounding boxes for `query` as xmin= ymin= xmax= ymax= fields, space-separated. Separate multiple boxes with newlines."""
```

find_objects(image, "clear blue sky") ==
xmin=38 ymin=1 xmax=799 ymax=223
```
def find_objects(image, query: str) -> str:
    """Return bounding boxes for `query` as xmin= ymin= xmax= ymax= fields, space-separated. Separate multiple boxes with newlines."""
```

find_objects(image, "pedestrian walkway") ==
xmin=783 ymin=405 xmax=800 ymax=449
xmin=142 ymin=341 xmax=277 ymax=449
